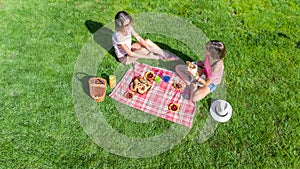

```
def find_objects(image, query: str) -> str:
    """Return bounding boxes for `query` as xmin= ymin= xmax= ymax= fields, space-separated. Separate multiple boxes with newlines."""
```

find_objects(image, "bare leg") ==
xmin=126 ymin=48 xmax=160 ymax=65
xmin=132 ymin=42 xmax=142 ymax=50
xmin=122 ymin=42 xmax=161 ymax=64
xmin=122 ymin=47 xmax=150 ymax=65
xmin=191 ymin=86 xmax=210 ymax=102
xmin=123 ymin=56 xmax=138 ymax=65
xmin=175 ymin=64 xmax=197 ymax=100
xmin=144 ymin=39 xmax=167 ymax=58
xmin=133 ymin=47 xmax=150 ymax=55
xmin=175 ymin=65 xmax=194 ymax=85
xmin=134 ymin=40 xmax=179 ymax=60
xmin=163 ymin=50 xmax=180 ymax=61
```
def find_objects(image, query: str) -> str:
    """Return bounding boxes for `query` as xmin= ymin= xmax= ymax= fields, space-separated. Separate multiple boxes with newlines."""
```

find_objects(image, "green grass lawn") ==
xmin=1 ymin=0 xmax=299 ymax=168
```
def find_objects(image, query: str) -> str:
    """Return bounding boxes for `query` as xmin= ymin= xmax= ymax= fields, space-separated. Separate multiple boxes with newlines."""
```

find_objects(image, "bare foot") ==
xmin=163 ymin=51 xmax=180 ymax=61
xmin=165 ymin=56 xmax=180 ymax=61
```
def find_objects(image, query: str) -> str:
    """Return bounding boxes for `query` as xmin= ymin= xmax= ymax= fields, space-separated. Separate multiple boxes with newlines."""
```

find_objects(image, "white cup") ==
xmin=188 ymin=63 xmax=198 ymax=76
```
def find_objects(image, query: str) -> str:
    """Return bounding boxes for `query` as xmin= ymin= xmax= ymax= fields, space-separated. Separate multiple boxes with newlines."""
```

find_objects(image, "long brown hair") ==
xmin=206 ymin=40 xmax=226 ymax=60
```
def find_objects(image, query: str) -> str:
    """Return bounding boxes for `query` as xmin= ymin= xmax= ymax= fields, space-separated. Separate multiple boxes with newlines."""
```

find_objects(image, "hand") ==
xmin=201 ymin=78 xmax=211 ymax=86
xmin=196 ymin=61 xmax=204 ymax=67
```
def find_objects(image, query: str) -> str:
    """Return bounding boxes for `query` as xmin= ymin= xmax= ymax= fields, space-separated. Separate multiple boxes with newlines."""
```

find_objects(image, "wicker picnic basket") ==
xmin=88 ymin=77 xmax=107 ymax=102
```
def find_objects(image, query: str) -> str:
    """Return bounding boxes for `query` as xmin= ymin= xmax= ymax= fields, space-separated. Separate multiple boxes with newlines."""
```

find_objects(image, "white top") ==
xmin=112 ymin=25 xmax=136 ymax=58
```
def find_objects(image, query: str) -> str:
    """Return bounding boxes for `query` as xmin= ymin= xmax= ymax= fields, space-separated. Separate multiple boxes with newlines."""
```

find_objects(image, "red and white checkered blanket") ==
xmin=109 ymin=62 xmax=196 ymax=128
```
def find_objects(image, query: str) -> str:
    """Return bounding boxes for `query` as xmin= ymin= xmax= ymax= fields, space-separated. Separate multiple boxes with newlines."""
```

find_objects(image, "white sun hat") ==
xmin=210 ymin=100 xmax=232 ymax=122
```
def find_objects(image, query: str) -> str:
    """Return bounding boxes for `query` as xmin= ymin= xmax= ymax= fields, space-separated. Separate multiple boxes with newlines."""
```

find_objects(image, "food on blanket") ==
xmin=168 ymin=103 xmax=180 ymax=112
xmin=129 ymin=76 xmax=153 ymax=94
xmin=186 ymin=61 xmax=198 ymax=77
xmin=145 ymin=71 xmax=155 ymax=81
xmin=124 ymin=91 xmax=134 ymax=99
xmin=173 ymin=82 xmax=183 ymax=90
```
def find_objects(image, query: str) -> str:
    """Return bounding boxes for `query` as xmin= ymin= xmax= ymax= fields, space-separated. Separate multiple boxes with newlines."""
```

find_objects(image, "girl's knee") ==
xmin=145 ymin=39 xmax=153 ymax=45
xmin=201 ymin=86 xmax=210 ymax=95
xmin=175 ymin=65 xmax=181 ymax=73
xmin=175 ymin=65 xmax=187 ymax=77
xmin=192 ymin=86 xmax=210 ymax=101
xmin=132 ymin=43 xmax=142 ymax=50
xmin=175 ymin=64 xmax=185 ymax=71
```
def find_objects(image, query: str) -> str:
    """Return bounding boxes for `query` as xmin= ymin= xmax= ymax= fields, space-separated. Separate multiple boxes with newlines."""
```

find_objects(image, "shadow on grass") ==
xmin=296 ymin=41 xmax=300 ymax=49
xmin=85 ymin=20 xmax=118 ymax=61
xmin=84 ymin=20 xmax=193 ymax=66
xmin=206 ymin=98 xmax=217 ymax=107
xmin=75 ymin=72 xmax=94 ymax=99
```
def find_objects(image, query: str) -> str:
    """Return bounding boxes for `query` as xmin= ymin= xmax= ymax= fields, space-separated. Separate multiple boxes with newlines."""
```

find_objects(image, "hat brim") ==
xmin=210 ymin=100 xmax=232 ymax=122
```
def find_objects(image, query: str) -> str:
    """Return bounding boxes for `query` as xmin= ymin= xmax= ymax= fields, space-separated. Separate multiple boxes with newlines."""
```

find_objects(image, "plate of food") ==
xmin=173 ymin=82 xmax=183 ymax=90
xmin=145 ymin=71 xmax=155 ymax=81
xmin=168 ymin=103 xmax=180 ymax=112
xmin=123 ymin=91 xmax=134 ymax=100
xmin=129 ymin=76 xmax=153 ymax=94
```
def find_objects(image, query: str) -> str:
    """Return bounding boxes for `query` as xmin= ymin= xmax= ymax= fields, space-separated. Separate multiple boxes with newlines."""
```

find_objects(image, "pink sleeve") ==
xmin=210 ymin=62 xmax=224 ymax=85
xmin=203 ymin=54 xmax=212 ymax=78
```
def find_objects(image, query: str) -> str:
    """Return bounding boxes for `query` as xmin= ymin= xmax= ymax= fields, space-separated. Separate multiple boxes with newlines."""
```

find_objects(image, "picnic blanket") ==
xmin=109 ymin=62 xmax=196 ymax=128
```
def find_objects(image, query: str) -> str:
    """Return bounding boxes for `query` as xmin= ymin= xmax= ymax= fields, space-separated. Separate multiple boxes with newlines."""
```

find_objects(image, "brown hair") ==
xmin=115 ymin=11 xmax=133 ymax=31
xmin=206 ymin=40 xmax=226 ymax=60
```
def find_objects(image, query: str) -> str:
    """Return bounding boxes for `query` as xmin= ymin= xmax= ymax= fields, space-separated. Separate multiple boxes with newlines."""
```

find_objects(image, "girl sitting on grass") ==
xmin=175 ymin=40 xmax=226 ymax=102
xmin=112 ymin=11 xmax=178 ymax=65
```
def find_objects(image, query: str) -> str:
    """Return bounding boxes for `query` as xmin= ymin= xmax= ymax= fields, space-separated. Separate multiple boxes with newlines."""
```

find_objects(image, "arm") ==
xmin=119 ymin=44 xmax=133 ymax=56
xmin=194 ymin=72 xmax=211 ymax=86
xmin=195 ymin=60 xmax=204 ymax=67
xmin=132 ymin=29 xmax=149 ymax=49
xmin=198 ymin=78 xmax=211 ymax=86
